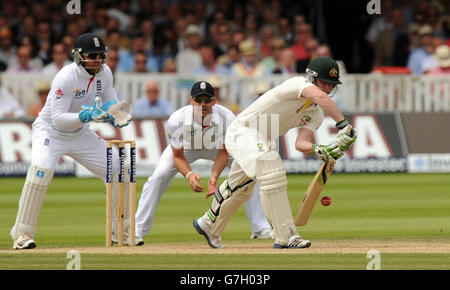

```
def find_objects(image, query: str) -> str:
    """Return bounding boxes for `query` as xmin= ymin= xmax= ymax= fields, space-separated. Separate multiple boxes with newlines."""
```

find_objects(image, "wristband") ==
xmin=335 ymin=119 xmax=349 ymax=130
xmin=185 ymin=171 xmax=193 ymax=179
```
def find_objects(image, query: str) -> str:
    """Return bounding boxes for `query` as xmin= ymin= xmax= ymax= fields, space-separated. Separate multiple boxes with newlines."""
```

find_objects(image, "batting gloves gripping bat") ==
xmin=312 ymin=144 xmax=343 ymax=162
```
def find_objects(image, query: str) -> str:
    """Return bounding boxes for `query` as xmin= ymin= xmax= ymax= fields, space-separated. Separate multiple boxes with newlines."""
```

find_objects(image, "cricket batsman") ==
xmin=193 ymin=56 xmax=357 ymax=248
xmin=10 ymin=33 xmax=132 ymax=249
xmin=135 ymin=81 xmax=273 ymax=242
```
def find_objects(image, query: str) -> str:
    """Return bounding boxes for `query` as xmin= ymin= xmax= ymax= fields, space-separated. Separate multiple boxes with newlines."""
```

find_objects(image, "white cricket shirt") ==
xmin=34 ymin=62 xmax=118 ymax=137
xmin=166 ymin=104 xmax=236 ymax=151
xmin=235 ymin=76 xmax=324 ymax=139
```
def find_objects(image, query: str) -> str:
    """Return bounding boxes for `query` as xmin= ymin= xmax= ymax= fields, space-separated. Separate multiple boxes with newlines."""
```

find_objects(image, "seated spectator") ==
xmin=273 ymin=48 xmax=296 ymax=75
xmin=290 ymin=23 xmax=312 ymax=62
xmin=407 ymin=25 xmax=434 ymax=75
xmin=191 ymin=42 xmax=230 ymax=75
xmin=261 ymin=38 xmax=286 ymax=72
xmin=176 ymin=24 xmax=202 ymax=74
xmin=427 ymin=45 xmax=450 ymax=75
xmin=133 ymin=80 xmax=174 ymax=117
xmin=42 ymin=43 xmax=72 ymax=78
xmin=162 ymin=58 xmax=177 ymax=73
xmin=28 ymin=81 xmax=50 ymax=118
xmin=118 ymin=33 xmax=158 ymax=72
xmin=134 ymin=51 xmax=149 ymax=73
xmin=106 ymin=48 xmax=119 ymax=75
xmin=0 ymin=76 xmax=26 ymax=118
xmin=231 ymin=40 xmax=270 ymax=77
xmin=217 ymin=45 xmax=240 ymax=69
xmin=422 ymin=36 xmax=446 ymax=73
xmin=6 ymin=45 xmax=41 ymax=73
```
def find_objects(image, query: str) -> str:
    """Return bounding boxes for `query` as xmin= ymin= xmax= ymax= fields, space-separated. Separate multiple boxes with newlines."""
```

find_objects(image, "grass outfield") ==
xmin=0 ymin=173 xmax=449 ymax=270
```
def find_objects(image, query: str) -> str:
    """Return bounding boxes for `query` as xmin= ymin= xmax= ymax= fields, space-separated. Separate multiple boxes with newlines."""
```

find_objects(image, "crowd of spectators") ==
xmin=0 ymin=0 xmax=449 ymax=119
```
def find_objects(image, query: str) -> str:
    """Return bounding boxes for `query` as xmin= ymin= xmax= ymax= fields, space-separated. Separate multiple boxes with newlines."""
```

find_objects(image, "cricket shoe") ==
xmin=273 ymin=235 xmax=311 ymax=249
xmin=125 ymin=234 xmax=144 ymax=246
xmin=193 ymin=218 xmax=225 ymax=249
xmin=13 ymin=234 xmax=36 ymax=250
xmin=250 ymin=228 xmax=274 ymax=239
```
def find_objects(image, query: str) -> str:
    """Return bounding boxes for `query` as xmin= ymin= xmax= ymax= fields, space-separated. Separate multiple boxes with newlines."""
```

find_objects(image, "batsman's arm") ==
xmin=301 ymin=86 xmax=345 ymax=123
xmin=295 ymin=128 xmax=316 ymax=154
xmin=171 ymin=146 xmax=204 ymax=192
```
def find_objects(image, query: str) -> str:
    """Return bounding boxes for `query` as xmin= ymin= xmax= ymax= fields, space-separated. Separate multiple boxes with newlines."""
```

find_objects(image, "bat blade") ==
xmin=295 ymin=161 xmax=335 ymax=226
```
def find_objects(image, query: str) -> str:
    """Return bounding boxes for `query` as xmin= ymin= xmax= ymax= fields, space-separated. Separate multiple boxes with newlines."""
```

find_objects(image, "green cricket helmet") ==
xmin=306 ymin=56 xmax=342 ymax=85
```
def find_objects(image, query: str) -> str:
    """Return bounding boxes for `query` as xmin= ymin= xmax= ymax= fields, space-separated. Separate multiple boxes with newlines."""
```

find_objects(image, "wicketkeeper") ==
xmin=10 ymin=33 xmax=133 ymax=249
xmin=193 ymin=57 xmax=357 ymax=248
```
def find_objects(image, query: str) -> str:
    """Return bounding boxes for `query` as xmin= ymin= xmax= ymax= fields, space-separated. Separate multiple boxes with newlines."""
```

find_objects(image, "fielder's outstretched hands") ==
xmin=187 ymin=172 xmax=204 ymax=192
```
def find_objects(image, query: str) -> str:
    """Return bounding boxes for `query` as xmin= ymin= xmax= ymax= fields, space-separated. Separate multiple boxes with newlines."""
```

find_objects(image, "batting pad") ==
xmin=256 ymin=152 xmax=298 ymax=246
xmin=11 ymin=166 xmax=54 ymax=239
xmin=209 ymin=179 xmax=255 ymax=238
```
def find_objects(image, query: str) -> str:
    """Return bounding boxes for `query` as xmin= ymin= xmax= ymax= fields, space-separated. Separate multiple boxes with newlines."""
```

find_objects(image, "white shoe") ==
xmin=250 ymin=228 xmax=274 ymax=239
xmin=193 ymin=218 xmax=225 ymax=249
xmin=13 ymin=234 xmax=36 ymax=250
xmin=273 ymin=235 xmax=311 ymax=249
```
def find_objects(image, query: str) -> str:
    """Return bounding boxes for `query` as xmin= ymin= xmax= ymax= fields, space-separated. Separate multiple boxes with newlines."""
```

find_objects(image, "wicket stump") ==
xmin=106 ymin=140 xmax=136 ymax=247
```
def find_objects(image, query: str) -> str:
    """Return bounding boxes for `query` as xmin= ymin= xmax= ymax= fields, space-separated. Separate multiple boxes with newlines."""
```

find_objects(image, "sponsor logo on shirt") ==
xmin=73 ymin=89 xmax=86 ymax=99
xmin=55 ymin=88 xmax=64 ymax=96
xmin=300 ymin=115 xmax=312 ymax=125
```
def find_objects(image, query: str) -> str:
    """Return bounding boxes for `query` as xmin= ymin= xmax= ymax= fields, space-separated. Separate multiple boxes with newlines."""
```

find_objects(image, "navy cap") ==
xmin=191 ymin=81 xmax=215 ymax=98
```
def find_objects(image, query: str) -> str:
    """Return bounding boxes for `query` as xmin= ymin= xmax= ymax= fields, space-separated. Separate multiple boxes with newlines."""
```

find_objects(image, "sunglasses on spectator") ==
xmin=193 ymin=96 xmax=214 ymax=103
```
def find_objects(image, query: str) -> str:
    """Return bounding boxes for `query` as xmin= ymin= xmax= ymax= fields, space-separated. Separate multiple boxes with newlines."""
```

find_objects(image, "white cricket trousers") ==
xmin=11 ymin=124 xmax=118 ymax=239
xmin=135 ymin=146 xmax=271 ymax=238
xmin=30 ymin=125 xmax=117 ymax=178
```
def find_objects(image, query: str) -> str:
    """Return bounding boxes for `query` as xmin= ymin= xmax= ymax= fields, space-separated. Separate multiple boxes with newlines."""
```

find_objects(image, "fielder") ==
xmin=135 ymin=81 xmax=273 ymax=241
xmin=10 ymin=33 xmax=132 ymax=249
xmin=193 ymin=56 xmax=357 ymax=248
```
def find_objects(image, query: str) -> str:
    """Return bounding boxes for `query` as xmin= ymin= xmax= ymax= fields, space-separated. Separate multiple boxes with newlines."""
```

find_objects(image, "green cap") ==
xmin=307 ymin=56 xmax=342 ymax=85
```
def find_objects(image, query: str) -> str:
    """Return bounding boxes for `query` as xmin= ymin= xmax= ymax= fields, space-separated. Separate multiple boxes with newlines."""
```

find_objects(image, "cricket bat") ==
xmin=295 ymin=161 xmax=335 ymax=226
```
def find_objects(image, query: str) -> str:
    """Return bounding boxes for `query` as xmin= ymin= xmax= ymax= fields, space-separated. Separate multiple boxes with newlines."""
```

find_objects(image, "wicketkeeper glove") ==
xmin=312 ymin=144 xmax=343 ymax=162
xmin=78 ymin=98 xmax=114 ymax=123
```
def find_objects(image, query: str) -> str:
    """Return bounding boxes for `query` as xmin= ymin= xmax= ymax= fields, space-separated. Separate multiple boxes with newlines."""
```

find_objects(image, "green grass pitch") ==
xmin=0 ymin=173 xmax=449 ymax=270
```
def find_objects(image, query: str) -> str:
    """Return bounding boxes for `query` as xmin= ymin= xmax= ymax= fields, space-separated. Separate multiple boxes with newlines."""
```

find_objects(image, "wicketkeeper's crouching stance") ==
xmin=10 ymin=33 xmax=133 ymax=249
xmin=194 ymin=57 xmax=357 ymax=248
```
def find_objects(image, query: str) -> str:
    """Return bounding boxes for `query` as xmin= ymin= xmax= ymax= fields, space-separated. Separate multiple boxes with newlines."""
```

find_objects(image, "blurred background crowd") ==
xmin=0 ymin=0 xmax=449 ymax=119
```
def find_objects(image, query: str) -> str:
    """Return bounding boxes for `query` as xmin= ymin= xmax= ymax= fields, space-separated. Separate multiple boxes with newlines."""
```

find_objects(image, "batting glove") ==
xmin=335 ymin=119 xmax=357 ymax=150
xmin=312 ymin=144 xmax=343 ymax=162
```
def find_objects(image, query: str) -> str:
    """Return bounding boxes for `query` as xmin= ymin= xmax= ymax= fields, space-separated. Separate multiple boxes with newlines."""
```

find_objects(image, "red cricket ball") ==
xmin=321 ymin=195 xmax=331 ymax=206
